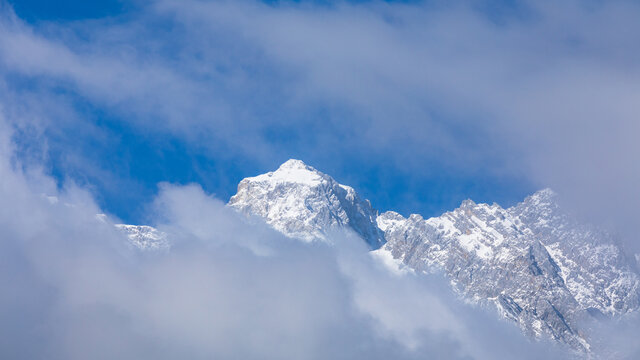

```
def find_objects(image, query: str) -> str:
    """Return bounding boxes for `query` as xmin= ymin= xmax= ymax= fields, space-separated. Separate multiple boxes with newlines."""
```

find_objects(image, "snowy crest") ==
xmin=228 ymin=159 xmax=385 ymax=249
xmin=379 ymin=189 xmax=640 ymax=352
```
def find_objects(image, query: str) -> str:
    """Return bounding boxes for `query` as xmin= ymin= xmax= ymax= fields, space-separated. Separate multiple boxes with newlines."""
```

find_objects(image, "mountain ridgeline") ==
xmin=119 ymin=159 xmax=640 ymax=353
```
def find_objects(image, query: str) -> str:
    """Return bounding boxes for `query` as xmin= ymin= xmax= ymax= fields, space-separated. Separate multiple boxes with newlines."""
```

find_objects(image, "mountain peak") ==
xmin=245 ymin=159 xmax=326 ymax=187
xmin=278 ymin=158 xmax=310 ymax=170
xmin=228 ymin=160 xmax=385 ymax=248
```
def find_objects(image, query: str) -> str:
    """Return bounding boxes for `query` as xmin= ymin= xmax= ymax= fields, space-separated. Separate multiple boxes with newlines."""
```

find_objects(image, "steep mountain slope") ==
xmin=509 ymin=190 xmax=639 ymax=316
xmin=228 ymin=159 xmax=385 ymax=249
xmin=377 ymin=189 xmax=640 ymax=352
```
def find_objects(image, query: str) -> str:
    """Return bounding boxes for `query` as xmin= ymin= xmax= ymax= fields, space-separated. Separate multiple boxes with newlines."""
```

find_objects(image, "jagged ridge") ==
xmin=377 ymin=189 xmax=639 ymax=352
xmin=116 ymin=159 xmax=640 ymax=353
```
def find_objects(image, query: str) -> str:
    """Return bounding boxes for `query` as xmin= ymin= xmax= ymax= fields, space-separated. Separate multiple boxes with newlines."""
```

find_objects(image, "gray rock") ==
xmin=378 ymin=189 xmax=640 ymax=352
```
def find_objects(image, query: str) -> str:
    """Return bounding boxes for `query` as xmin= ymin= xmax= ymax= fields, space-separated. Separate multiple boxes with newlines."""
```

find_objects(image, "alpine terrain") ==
xmin=117 ymin=159 xmax=640 ymax=354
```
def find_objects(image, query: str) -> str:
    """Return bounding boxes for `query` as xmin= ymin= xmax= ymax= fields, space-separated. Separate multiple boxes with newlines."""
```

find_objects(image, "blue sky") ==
xmin=2 ymin=0 xmax=538 ymax=225
xmin=2 ymin=0 xmax=639 ymax=247
xmin=10 ymin=0 xmax=126 ymax=21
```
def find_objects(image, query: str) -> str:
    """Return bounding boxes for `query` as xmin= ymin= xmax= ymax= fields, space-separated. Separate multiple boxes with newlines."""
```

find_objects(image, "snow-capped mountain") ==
xmin=377 ymin=189 xmax=639 ymax=352
xmin=228 ymin=159 xmax=385 ymax=249
xmin=117 ymin=159 xmax=640 ymax=353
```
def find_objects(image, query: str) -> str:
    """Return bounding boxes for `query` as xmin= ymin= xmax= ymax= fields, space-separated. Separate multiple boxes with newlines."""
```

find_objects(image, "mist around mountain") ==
xmin=117 ymin=159 xmax=640 ymax=359
xmin=0 ymin=131 xmax=578 ymax=360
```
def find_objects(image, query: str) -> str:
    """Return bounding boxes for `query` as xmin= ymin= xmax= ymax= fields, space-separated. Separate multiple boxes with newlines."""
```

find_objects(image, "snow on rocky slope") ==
xmin=116 ymin=159 xmax=640 ymax=353
xmin=377 ymin=189 xmax=639 ymax=352
xmin=227 ymin=159 xmax=385 ymax=249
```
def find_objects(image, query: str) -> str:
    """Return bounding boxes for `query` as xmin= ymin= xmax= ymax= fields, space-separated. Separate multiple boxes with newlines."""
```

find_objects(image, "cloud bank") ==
xmin=0 ymin=115 xmax=574 ymax=359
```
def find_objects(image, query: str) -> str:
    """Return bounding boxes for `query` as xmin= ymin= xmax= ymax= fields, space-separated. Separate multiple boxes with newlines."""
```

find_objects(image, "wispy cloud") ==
xmin=1 ymin=1 xmax=639 ymax=240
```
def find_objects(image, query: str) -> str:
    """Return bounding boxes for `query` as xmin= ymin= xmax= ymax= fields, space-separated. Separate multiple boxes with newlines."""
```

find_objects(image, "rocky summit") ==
xmin=228 ymin=159 xmax=385 ymax=249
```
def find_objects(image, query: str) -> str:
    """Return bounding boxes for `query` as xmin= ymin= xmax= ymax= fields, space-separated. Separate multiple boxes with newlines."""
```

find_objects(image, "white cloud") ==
xmin=0 ymin=114 xmax=572 ymax=359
